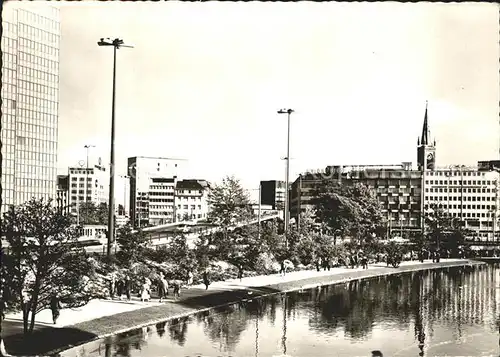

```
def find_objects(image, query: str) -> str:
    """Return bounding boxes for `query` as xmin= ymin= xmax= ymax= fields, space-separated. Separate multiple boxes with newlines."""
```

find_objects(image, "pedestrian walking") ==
xmin=124 ymin=275 xmax=131 ymax=301
xmin=315 ymin=259 xmax=320 ymax=272
xmin=141 ymin=278 xmax=151 ymax=302
xmin=157 ymin=273 xmax=168 ymax=302
xmin=116 ymin=278 xmax=124 ymax=300
xmin=350 ymin=255 xmax=356 ymax=269
xmin=279 ymin=260 xmax=285 ymax=275
xmin=109 ymin=274 xmax=116 ymax=299
xmin=172 ymin=281 xmax=181 ymax=298
xmin=361 ymin=255 xmax=368 ymax=270
xmin=187 ymin=271 xmax=194 ymax=286
xmin=50 ymin=293 xmax=61 ymax=325
xmin=237 ymin=264 xmax=243 ymax=281
xmin=0 ymin=300 xmax=6 ymax=321
xmin=202 ymin=270 xmax=211 ymax=290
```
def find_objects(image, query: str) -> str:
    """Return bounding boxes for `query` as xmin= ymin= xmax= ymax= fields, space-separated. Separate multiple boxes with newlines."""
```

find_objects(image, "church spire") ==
xmin=420 ymin=100 xmax=429 ymax=145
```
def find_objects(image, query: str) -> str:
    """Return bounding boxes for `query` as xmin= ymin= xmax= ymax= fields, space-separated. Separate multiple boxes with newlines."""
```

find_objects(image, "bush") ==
xmin=253 ymin=252 xmax=278 ymax=275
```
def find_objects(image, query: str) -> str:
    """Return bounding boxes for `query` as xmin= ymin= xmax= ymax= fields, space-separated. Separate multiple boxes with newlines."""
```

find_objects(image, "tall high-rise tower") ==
xmin=417 ymin=101 xmax=436 ymax=171
xmin=1 ymin=4 xmax=61 ymax=213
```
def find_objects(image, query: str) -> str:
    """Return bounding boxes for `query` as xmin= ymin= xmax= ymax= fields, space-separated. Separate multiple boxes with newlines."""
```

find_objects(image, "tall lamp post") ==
xmin=97 ymin=37 xmax=133 ymax=257
xmin=277 ymin=108 xmax=294 ymax=245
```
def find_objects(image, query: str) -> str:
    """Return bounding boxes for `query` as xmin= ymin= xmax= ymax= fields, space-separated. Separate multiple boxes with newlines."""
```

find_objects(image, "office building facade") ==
xmin=128 ymin=156 xmax=185 ymax=227
xmin=424 ymin=166 xmax=500 ymax=241
xmin=148 ymin=177 xmax=177 ymax=226
xmin=1 ymin=5 xmax=60 ymax=213
xmin=175 ymin=179 xmax=210 ymax=222
xmin=65 ymin=165 xmax=108 ymax=217
xmin=290 ymin=163 xmax=423 ymax=235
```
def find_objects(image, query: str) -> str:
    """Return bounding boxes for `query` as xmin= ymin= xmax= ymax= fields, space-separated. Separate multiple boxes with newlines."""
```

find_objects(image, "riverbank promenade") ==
xmin=2 ymin=258 xmax=483 ymax=356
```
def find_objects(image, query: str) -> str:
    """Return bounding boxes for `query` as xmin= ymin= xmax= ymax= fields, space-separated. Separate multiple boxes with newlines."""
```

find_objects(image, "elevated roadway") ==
xmin=82 ymin=212 xmax=281 ymax=254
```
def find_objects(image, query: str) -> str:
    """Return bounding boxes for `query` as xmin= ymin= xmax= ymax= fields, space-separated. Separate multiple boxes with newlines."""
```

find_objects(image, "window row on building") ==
xmin=427 ymin=195 xmax=495 ymax=202
xmin=426 ymin=179 xmax=495 ymax=186
xmin=18 ymin=8 xmax=60 ymax=30
xmin=17 ymin=95 xmax=58 ymax=113
xmin=18 ymin=22 xmax=59 ymax=45
xmin=427 ymin=187 xmax=496 ymax=194
xmin=2 ymin=36 xmax=18 ymax=49
xmin=426 ymin=170 xmax=484 ymax=177
xmin=18 ymin=67 xmax=58 ymax=88
xmin=19 ymin=37 xmax=59 ymax=57
xmin=16 ymin=135 xmax=56 ymax=148
xmin=18 ymin=78 xmax=59 ymax=97
xmin=12 ymin=109 xmax=57 ymax=126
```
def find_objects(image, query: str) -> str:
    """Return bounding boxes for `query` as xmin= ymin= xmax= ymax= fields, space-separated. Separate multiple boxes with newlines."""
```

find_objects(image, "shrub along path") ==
xmin=2 ymin=258 xmax=482 ymax=356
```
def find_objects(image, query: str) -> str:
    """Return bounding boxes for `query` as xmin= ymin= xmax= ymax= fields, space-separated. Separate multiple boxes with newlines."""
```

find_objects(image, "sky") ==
xmin=11 ymin=2 xmax=500 ymax=194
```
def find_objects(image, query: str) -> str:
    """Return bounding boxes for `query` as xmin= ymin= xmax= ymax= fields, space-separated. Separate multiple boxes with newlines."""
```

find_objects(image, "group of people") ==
xmin=108 ymin=269 xmax=212 ymax=303
xmin=109 ymin=275 xmax=132 ymax=300
xmin=337 ymin=251 xmax=370 ymax=270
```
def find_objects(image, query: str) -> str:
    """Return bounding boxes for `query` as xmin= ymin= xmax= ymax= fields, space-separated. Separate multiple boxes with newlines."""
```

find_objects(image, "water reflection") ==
xmin=66 ymin=264 xmax=500 ymax=357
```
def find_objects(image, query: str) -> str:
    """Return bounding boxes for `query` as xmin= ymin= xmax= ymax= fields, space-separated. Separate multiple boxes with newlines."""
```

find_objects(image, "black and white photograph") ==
xmin=1 ymin=1 xmax=499 ymax=357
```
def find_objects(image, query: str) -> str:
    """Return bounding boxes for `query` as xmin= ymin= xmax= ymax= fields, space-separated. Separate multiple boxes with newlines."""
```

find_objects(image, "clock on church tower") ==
xmin=426 ymin=152 xmax=435 ymax=170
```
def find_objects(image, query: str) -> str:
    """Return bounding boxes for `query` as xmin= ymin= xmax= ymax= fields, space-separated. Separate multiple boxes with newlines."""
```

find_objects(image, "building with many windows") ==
xmin=63 ymin=165 xmax=108 ymax=218
xmin=148 ymin=177 xmax=177 ymax=226
xmin=424 ymin=166 xmax=500 ymax=241
xmin=1 ymin=4 xmax=60 ymax=213
xmin=290 ymin=162 xmax=423 ymax=235
xmin=290 ymin=103 xmax=500 ymax=242
xmin=175 ymin=179 xmax=210 ymax=222
xmin=128 ymin=156 xmax=186 ymax=227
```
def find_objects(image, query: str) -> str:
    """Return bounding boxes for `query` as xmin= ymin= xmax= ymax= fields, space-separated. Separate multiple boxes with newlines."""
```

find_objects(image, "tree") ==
xmin=2 ymin=198 xmax=100 ymax=335
xmin=260 ymin=221 xmax=284 ymax=255
xmin=207 ymin=175 xmax=253 ymax=227
xmin=78 ymin=202 xmax=108 ymax=225
xmin=312 ymin=180 xmax=386 ymax=244
xmin=206 ymin=176 xmax=259 ymax=267
xmin=287 ymin=207 xmax=321 ymax=264
xmin=166 ymin=235 xmax=196 ymax=277
xmin=115 ymin=224 xmax=149 ymax=267
xmin=425 ymin=204 xmax=469 ymax=256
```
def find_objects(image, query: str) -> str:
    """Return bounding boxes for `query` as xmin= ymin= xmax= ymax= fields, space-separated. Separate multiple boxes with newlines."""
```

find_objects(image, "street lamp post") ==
xmin=278 ymin=108 xmax=294 ymax=246
xmin=258 ymin=183 xmax=262 ymax=241
xmin=98 ymin=37 xmax=133 ymax=257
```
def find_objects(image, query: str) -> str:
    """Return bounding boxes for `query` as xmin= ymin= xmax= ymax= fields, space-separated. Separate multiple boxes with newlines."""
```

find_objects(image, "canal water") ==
xmin=63 ymin=264 xmax=500 ymax=357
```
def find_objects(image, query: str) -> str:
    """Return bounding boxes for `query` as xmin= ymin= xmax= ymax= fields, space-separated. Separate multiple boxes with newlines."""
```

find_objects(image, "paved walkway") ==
xmin=4 ymin=298 xmax=163 ymax=328
xmin=2 ymin=258 xmax=482 ymax=356
xmin=4 ymin=258 xmax=471 ymax=328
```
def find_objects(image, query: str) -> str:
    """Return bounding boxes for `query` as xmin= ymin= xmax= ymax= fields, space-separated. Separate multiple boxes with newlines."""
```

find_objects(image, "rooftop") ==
xmin=176 ymin=179 xmax=209 ymax=191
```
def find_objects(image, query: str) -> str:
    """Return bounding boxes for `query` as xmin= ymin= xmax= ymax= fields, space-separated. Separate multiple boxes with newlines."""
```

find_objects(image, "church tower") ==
xmin=417 ymin=101 xmax=436 ymax=171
